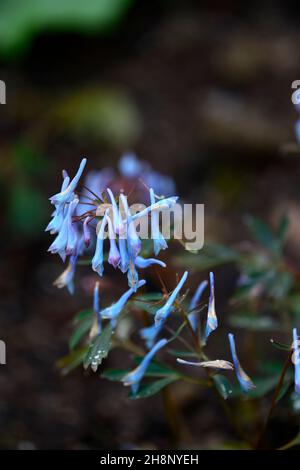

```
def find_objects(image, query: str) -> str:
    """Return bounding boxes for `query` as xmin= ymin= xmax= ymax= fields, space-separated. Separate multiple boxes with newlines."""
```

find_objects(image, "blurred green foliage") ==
xmin=0 ymin=0 xmax=133 ymax=57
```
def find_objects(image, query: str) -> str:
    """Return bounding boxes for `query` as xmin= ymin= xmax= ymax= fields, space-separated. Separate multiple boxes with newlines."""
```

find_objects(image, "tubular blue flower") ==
xmin=127 ymin=258 xmax=139 ymax=291
xmin=45 ymin=171 xmax=70 ymax=234
xmin=107 ymin=188 xmax=125 ymax=235
xmin=93 ymin=281 xmax=102 ymax=333
xmin=293 ymin=328 xmax=300 ymax=396
xmin=129 ymin=194 xmax=178 ymax=222
xmin=83 ymin=216 xmax=92 ymax=247
xmin=120 ymin=193 xmax=141 ymax=258
xmin=228 ymin=333 xmax=255 ymax=393
xmin=53 ymin=253 xmax=77 ymax=294
xmin=140 ymin=323 xmax=162 ymax=349
xmin=48 ymin=195 xmax=79 ymax=261
xmin=135 ymin=256 xmax=166 ymax=269
xmin=107 ymin=215 xmax=121 ymax=268
xmin=122 ymin=338 xmax=168 ymax=394
xmin=296 ymin=119 xmax=300 ymax=145
xmin=149 ymin=188 xmax=168 ymax=256
xmin=188 ymin=279 xmax=208 ymax=332
xmin=204 ymin=272 xmax=218 ymax=340
xmin=154 ymin=271 xmax=189 ymax=327
xmin=118 ymin=237 xmax=130 ymax=273
xmin=101 ymin=279 xmax=146 ymax=327
xmin=92 ymin=211 xmax=108 ymax=276
xmin=50 ymin=158 xmax=87 ymax=206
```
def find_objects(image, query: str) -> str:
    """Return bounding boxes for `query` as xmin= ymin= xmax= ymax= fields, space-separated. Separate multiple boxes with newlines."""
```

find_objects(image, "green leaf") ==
xmin=174 ymin=243 xmax=239 ymax=270
xmin=129 ymin=377 xmax=178 ymax=399
xmin=270 ymin=339 xmax=291 ymax=351
xmin=213 ymin=374 xmax=233 ymax=400
xmin=245 ymin=216 xmax=279 ymax=254
xmin=102 ymin=369 xmax=128 ymax=381
xmin=279 ymin=431 xmax=300 ymax=450
xmin=167 ymin=350 xmax=199 ymax=359
xmin=56 ymin=347 xmax=88 ymax=376
xmin=83 ymin=323 xmax=113 ymax=372
xmin=229 ymin=314 xmax=279 ymax=331
xmin=277 ymin=215 xmax=289 ymax=243
xmin=73 ymin=308 xmax=93 ymax=323
xmin=69 ymin=316 xmax=93 ymax=350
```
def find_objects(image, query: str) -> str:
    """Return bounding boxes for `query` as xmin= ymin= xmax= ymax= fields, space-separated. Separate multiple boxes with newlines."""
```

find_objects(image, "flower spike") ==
xmin=228 ymin=333 xmax=255 ymax=393
xmin=188 ymin=279 xmax=208 ymax=332
xmin=122 ymin=338 xmax=168 ymax=394
xmin=204 ymin=272 xmax=218 ymax=340
xmin=50 ymin=158 xmax=87 ymax=206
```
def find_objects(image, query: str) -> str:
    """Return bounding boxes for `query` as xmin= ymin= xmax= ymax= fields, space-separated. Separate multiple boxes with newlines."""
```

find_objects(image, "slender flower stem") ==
xmin=255 ymin=350 xmax=293 ymax=449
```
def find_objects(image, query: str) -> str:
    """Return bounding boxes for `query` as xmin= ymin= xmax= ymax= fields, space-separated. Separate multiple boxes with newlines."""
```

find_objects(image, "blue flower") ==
xmin=92 ymin=211 xmax=108 ymax=276
xmin=48 ymin=195 xmax=79 ymax=261
xmin=188 ymin=279 xmax=208 ymax=332
xmin=107 ymin=188 xmax=124 ymax=236
xmin=46 ymin=171 xmax=70 ymax=234
xmin=50 ymin=158 xmax=87 ymax=206
xmin=135 ymin=256 xmax=166 ymax=269
xmin=296 ymin=119 xmax=300 ymax=145
xmin=154 ymin=271 xmax=188 ymax=327
xmin=120 ymin=194 xmax=141 ymax=258
xmin=53 ymin=253 xmax=77 ymax=294
xmin=101 ymin=279 xmax=146 ymax=327
xmin=107 ymin=215 xmax=121 ymax=268
xmin=293 ymin=328 xmax=300 ymax=396
xmin=118 ymin=152 xmax=145 ymax=178
xmin=122 ymin=338 xmax=168 ymax=394
xmin=204 ymin=272 xmax=218 ymax=340
xmin=129 ymin=194 xmax=178 ymax=222
xmin=83 ymin=216 xmax=92 ymax=247
xmin=228 ymin=333 xmax=255 ymax=393
xmin=118 ymin=237 xmax=130 ymax=273
xmin=140 ymin=323 xmax=162 ymax=349
xmin=150 ymin=188 xmax=168 ymax=256
xmin=93 ymin=281 xmax=102 ymax=333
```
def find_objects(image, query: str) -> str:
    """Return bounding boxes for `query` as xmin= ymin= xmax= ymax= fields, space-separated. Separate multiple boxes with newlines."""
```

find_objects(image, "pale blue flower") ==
xmin=118 ymin=237 xmax=130 ymax=273
xmin=83 ymin=216 xmax=92 ymax=247
xmin=154 ymin=271 xmax=188 ymax=327
xmin=150 ymin=188 xmax=168 ymax=256
xmin=107 ymin=188 xmax=124 ymax=235
xmin=135 ymin=256 xmax=166 ymax=269
xmin=107 ymin=215 xmax=121 ymax=268
xmin=204 ymin=272 xmax=218 ymax=340
xmin=118 ymin=152 xmax=145 ymax=178
xmin=101 ymin=279 xmax=146 ymax=327
xmin=48 ymin=195 xmax=79 ymax=261
xmin=92 ymin=211 xmax=108 ymax=276
xmin=93 ymin=281 xmax=101 ymax=333
xmin=188 ymin=279 xmax=208 ymax=332
xmin=53 ymin=253 xmax=77 ymax=294
xmin=228 ymin=333 xmax=255 ymax=393
xmin=50 ymin=158 xmax=87 ymax=206
xmin=140 ymin=323 xmax=162 ymax=349
xmin=296 ymin=119 xmax=300 ymax=145
xmin=122 ymin=338 xmax=168 ymax=394
xmin=46 ymin=171 xmax=70 ymax=234
xmin=129 ymin=195 xmax=178 ymax=222
xmin=293 ymin=328 xmax=300 ymax=396
xmin=120 ymin=193 xmax=141 ymax=258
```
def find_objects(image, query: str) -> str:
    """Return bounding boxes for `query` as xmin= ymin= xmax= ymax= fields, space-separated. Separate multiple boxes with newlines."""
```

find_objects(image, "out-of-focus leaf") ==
xmin=175 ymin=243 xmax=239 ymax=270
xmin=73 ymin=309 xmax=93 ymax=324
xmin=270 ymin=339 xmax=291 ymax=351
xmin=129 ymin=377 xmax=178 ymax=399
xmin=0 ymin=0 xmax=134 ymax=56
xmin=56 ymin=347 xmax=88 ymax=375
xmin=279 ymin=431 xmax=300 ymax=450
xmin=245 ymin=216 xmax=278 ymax=252
xmin=232 ymin=373 xmax=292 ymax=400
xmin=167 ymin=350 xmax=199 ymax=358
xmin=84 ymin=323 xmax=113 ymax=372
xmin=213 ymin=374 xmax=233 ymax=400
xmin=277 ymin=215 xmax=289 ymax=244
xmin=287 ymin=293 xmax=300 ymax=317
xmin=69 ymin=316 xmax=93 ymax=350
xmin=229 ymin=314 xmax=279 ymax=331
xmin=8 ymin=184 xmax=46 ymax=238
xmin=55 ymin=88 xmax=141 ymax=146
xmin=102 ymin=369 xmax=128 ymax=381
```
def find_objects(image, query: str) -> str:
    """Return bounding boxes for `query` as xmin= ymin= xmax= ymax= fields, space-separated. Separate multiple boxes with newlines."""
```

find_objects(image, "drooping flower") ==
xmin=107 ymin=215 xmax=121 ymax=268
xmin=150 ymin=188 xmax=168 ymax=256
xmin=83 ymin=216 xmax=92 ymax=247
xmin=177 ymin=358 xmax=233 ymax=370
xmin=89 ymin=281 xmax=102 ymax=338
xmin=48 ymin=195 xmax=79 ymax=261
xmin=120 ymin=193 xmax=141 ymax=258
xmin=46 ymin=171 xmax=70 ymax=234
xmin=92 ymin=211 xmax=108 ymax=276
xmin=101 ymin=279 xmax=146 ymax=327
xmin=293 ymin=328 xmax=300 ymax=396
xmin=188 ymin=279 xmax=208 ymax=332
xmin=140 ymin=323 xmax=162 ymax=349
xmin=204 ymin=272 xmax=218 ymax=341
xmin=228 ymin=333 xmax=255 ymax=392
xmin=50 ymin=158 xmax=87 ymax=206
xmin=127 ymin=258 xmax=139 ymax=291
xmin=154 ymin=271 xmax=188 ymax=327
xmin=118 ymin=237 xmax=130 ymax=273
xmin=107 ymin=188 xmax=124 ymax=236
xmin=135 ymin=256 xmax=166 ymax=269
xmin=122 ymin=338 xmax=168 ymax=394
xmin=118 ymin=152 xmax=146 ymax=178
xmin=53 ymin=253 xmax=77 ymax=294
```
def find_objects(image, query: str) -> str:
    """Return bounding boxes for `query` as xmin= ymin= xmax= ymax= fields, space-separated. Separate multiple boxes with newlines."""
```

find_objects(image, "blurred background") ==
xmin=1 ymin=0 xmax=300 ymax=449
